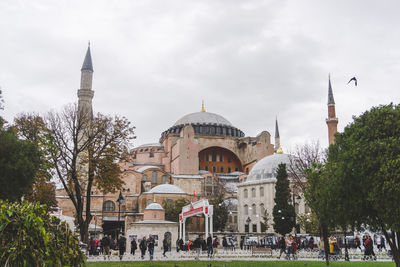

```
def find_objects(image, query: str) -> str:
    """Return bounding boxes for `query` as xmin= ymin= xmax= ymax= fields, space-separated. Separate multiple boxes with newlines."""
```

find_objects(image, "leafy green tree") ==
xmin=0 ymin=120 xmax=41 ymax=202
xmin=209 ymin=196 xmax=228 ymax=232
xmin=273 ymin=163 xmax=295 ymax=236
xmin=297 ymin=211 xmax=319 ymax=235
xmin=14 ymin=113 xmax=57 ymax=211
xmin=0 ymin=200 xmax=85 ymax=266
xmin=163 ymin=198 xmax=192 ymax=224
xmin=325 ymin=103 xmax=400 ymax=267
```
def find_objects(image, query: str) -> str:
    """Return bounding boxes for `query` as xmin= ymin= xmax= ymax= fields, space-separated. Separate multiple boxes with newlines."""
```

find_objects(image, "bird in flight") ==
xmin=347 ymin=77 xmax=357 ymax=86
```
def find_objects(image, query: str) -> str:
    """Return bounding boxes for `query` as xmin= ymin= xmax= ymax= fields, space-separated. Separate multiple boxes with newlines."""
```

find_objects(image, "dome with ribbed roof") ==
xmin=145 ymin=202 xmax=164 ymax=210
xmin=148 ymin=184 xmax=186 ymax=194
xmin=174 ymin=112 xmax=232 ymax=126
xmin=161 ymin=110 xmax=244 ymax=141
xmin=246 ymin=153 xmax=292 ymax=182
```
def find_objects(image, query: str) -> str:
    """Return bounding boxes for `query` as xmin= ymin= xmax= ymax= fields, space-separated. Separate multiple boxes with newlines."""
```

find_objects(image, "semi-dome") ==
xmin=148 ymin=184 xmax=186 ymax=194
xmin=246 ymin=153 xmax=292 ymax=182
xmin=161 ymin=110 xmax=244 ymax=141
xmin=145 ymin=202 xmax=164 ymax=210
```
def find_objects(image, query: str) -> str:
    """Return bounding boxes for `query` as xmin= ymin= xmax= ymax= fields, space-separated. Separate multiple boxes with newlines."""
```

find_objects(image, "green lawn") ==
xmin=87 ymin=261 xmax=395 ymax=267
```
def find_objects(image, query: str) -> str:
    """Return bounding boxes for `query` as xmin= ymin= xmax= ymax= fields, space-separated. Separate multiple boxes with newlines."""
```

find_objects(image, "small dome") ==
xmin=145 ymin=202 xmax=164 ymax=210
xmin=246 ymin=153 xmax=292 ymax=182
xmin=174 ymin=112 xmax=232 ymax=127
xmin=148 ymin=184 xmax=186 ymax=194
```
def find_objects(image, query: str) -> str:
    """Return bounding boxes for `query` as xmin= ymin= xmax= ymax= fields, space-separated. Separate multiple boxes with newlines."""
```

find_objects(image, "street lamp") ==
xmin=116 ymin=191 xmax=125 ymax=239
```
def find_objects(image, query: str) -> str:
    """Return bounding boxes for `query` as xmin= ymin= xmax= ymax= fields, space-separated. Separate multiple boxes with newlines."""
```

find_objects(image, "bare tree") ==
xmin=288 ymin=141 xmax=326 ymax=192
xmin=45 ymin=104 xmax=135 ymax=243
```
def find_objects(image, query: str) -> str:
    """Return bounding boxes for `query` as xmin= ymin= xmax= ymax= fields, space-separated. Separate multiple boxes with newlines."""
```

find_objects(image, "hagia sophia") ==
xmin=56 ymin=46 xmax=338 ymax=252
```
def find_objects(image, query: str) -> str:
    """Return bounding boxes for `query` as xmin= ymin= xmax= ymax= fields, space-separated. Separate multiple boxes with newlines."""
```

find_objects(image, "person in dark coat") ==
xmin=194 ymin=236 xmax=202 ymax=260
xmin=118 ymin=234 xmax=126 ymax=260
xmin=131 ymin=237 xmax=137 ymax=255
xmin=101 ymin=235 xmax=111 ymax=259
xmin=163 ymin=237 xmax=169 ymax=257
xmin=207 ymin=234 xmax=213 ymax=258
xmin=139 ymin=236 xmax=147 ymax=259
xmin=147 ymin=234 xmax=155 ymax=260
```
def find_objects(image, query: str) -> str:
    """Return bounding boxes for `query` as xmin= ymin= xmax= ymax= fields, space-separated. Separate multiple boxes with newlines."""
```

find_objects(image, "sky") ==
xmin=1 ymin=0 xmax=400 ymax=151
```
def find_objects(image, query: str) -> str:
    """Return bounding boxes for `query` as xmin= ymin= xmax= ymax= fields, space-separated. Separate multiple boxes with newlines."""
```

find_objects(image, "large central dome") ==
xmin=160 ymin=109 xmax=244 ymax=141
xmin=173 ymin=112 xmax=232 ymax=127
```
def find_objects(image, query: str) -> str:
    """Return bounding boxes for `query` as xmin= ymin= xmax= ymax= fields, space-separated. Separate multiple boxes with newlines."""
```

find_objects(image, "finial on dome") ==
xmin=276 ymin=145 xmax=283 ymax=154
xmin=201 ymin=100 xmax=206 ymax=112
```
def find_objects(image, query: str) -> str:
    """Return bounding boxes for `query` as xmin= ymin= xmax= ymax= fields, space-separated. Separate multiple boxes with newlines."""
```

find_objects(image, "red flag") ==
xmin=193 ymin=190 xmax=195 ymax=199
xmin=94 ymin=212 xmax=96 ymax=220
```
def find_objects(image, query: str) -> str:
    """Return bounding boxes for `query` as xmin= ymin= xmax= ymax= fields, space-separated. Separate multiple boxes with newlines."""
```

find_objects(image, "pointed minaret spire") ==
xmin=201 ymin=100 xmax=206 ymax=112
xmin=81 ymin=43 xmax=93 ymax=72
xmin=275 ymin=116 xmax=282 ymax=153
xmin=78 ymin=44 xmax=94 ymax=118
xmin=326 ymin=74 xmax=338 ymax=145
xmin=328 ymin=73 xmax=335 ymax=105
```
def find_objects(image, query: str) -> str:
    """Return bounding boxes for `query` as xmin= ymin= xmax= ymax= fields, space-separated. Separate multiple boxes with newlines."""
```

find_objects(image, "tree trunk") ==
xmin=344 ymin=229 xmax=349 ymax=261
xmin=321 ymin=223 xmax=330 ymax=266
xmin=383 ymin=230 xmax=400 ymax=267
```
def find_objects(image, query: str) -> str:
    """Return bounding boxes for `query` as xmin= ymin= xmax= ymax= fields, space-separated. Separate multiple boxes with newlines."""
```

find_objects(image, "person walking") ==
xmin=194 ymin=235 xmax=202 ymax=260
xmin=380 ymin=235 xmax=387 ymax=251
xmin=355 ymin=235 xmax=362 ymax=251
xmin=162 ymin=237 xmax=169 ymax=257
xmin=213 ymin=237 xmax=219 ymax=258
xmin=277 ymin=236 xmax=286 ymax=259
xmin=139 ymin=236 xmax=147 ymax=259
xmin=147 ymin=234 xmax=155 ymax=260
xmin=222 ymin=237 xmax=228 ymax=253
xmin=101 ymin=235 xmax=111 ymax=260
xmin=206 ymin=234 xmax=213 ymax=258
xmin=318 ymin=237 xmax=325 ymax=259
xmin=131 ymin=237 xmax=137 ymax=255
xmin=118 ymin=234 xmax=126 ymax=260
xmin=363 ymin=235 xmax=376 ymax=261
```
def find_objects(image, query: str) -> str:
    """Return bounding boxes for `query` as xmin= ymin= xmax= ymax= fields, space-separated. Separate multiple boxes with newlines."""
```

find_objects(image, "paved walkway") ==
xmin=86 ymin=249 xmax=393 ymax=262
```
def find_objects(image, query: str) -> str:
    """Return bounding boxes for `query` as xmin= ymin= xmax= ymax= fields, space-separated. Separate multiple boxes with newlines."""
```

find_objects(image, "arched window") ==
xmin=142 ymin=174 xmax=148 ymax=181
xmin=260 ymin=203 xmax=265 ymax=215
xmin=244 ymin=189 xmax=248 ymax=198
xmin=251 ymin=188 xmax=256 ymax=198
xmin=244 ymin=205 xmax=248 ymax=215
xmin=260 ymin=187 xmax=264 ymax=197
xmin=252 ymin=204 xmax=256 ymax=215
xmin=152 ymin=171 xmax=157 ymax=183
xmin=162 ymin=175 xmax=167 ymax=184
xmin=103 ymin=200 xmax=115 ymax=212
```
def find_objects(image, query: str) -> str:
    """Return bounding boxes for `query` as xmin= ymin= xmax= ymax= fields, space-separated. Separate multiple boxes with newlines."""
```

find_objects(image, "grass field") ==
xmin=87 ymin=260 xmax=396 ymax=267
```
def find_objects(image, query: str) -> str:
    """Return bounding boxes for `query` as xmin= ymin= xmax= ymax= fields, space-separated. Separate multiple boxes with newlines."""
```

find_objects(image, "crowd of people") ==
xmin=86 ymin=232 xmax=388 ymax=261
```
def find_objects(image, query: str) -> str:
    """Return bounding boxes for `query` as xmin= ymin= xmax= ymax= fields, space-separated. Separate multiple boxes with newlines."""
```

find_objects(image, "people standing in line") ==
xmin=206 ymin=234 xmax=213 ymax=258
xmin=147 ymin=234 xmax=155 ymax=260
xmin=162 ymin=237 xmax=169 ymax=257
xmin=139 ymin=236 xmax=147 ymax=259
xmin=118 ymin=234 xmax=126 ymax=260
xmin=194 ymin=235 xmax=202 ymax=260
xmin=131 ymin=237 xmax=137 ymax=255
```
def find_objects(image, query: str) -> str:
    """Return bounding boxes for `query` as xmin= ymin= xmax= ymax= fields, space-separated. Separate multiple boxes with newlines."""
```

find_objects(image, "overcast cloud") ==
xmin=1 ymin=0 xmax=400 ymax=151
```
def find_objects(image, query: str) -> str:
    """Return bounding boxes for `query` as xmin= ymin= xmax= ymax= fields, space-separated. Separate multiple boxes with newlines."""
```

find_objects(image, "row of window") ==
xmin=201 ymin=166 xmax=239 ymax=173
xmin=142 ymin=172 xmax=168 ymax=184
xmin=203 ymin=152 xmax=232 ymax=163
xmin=243 ymin=203 xmax=265 ymax=216
xmin=243 ymin=187 xmax=264 ymax=198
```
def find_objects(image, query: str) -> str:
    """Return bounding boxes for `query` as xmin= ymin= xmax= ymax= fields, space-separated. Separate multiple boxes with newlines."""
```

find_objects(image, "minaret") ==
xmin=275 ymin=116 xmax=283 ymax=154
xmin=326 ymin=74 xmax=338 ymax=145
xmin=78 ymin=44 xmax=94 ymax=118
